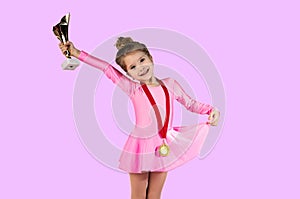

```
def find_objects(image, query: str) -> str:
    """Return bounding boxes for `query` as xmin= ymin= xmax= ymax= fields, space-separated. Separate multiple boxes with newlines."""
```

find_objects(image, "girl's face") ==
xmin=123 ymin=51 xmax=155 ymax=83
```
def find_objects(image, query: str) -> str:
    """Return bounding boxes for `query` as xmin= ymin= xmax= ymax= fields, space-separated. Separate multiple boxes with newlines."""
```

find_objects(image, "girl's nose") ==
xmin=138 ymin=65 xmax=145 ymax=71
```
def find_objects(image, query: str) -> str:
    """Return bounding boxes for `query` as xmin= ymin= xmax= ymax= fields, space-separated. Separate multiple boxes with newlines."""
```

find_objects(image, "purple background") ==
xmin=1 ymin=0 xmax=299 ymax=198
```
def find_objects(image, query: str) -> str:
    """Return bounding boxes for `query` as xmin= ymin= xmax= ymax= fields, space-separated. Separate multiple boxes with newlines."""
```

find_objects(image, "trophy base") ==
xmin=62 ymin=58 xmax=80 ymax=70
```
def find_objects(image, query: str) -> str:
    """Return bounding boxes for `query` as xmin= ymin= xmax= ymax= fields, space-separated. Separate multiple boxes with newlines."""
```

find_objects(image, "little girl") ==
xmin=59 ymin=37 xmax=220 ymax=199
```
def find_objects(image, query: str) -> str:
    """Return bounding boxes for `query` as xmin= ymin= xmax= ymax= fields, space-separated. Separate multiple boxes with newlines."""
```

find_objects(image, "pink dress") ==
xmin=78 ymin=51 xmax=213 ymax=173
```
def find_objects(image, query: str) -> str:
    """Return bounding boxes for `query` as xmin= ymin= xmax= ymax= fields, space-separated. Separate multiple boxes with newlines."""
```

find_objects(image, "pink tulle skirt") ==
xmin=119 ymin=123 xmax=210 ymax=173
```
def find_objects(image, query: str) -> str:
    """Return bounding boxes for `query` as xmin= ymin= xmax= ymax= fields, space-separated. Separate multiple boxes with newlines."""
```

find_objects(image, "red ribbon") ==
xmin=141 ymin=80 xmax=170 ymax=139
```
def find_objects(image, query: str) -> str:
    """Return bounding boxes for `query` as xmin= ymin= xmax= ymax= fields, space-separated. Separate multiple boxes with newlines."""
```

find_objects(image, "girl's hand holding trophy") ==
xmin=58 ymin=41 xmax=80 ymax=58
xmin=53 ymin=13 xmax=80 ymax=70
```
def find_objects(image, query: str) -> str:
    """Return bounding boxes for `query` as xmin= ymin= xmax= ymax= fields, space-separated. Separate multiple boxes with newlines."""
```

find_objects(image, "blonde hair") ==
xmin=115 ymin=37 xmax=152 ymax=72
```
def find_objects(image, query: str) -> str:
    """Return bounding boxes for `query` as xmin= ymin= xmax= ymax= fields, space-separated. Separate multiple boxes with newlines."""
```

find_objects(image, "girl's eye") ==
xmin=130 ymin=65 xmax=136 ymax=70
xmin=140 ymin=58 xmax=145 ymax=63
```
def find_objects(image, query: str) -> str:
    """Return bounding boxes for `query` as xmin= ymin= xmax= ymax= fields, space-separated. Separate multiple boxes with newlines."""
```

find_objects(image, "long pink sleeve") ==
xmin=172 ymin=79 xmax=213 ymax=115
xmin=78 ymin=51 xmax=137 ymax=96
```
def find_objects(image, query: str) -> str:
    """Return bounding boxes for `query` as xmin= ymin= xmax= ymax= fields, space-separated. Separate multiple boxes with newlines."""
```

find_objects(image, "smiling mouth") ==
xmin=139 ymin=68 xmax=149 ymax=76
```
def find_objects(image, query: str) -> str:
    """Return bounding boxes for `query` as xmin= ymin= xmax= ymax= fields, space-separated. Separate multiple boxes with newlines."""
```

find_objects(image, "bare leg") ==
xmin=146 ymin=172 xmax=168 ymax=199
xmin=129 ymin=172 xmax=149 ymax=199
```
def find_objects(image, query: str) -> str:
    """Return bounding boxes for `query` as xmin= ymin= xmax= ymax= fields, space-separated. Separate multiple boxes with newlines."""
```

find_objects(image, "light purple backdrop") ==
xmin=1 ymin=0 xmax=299 ymax=198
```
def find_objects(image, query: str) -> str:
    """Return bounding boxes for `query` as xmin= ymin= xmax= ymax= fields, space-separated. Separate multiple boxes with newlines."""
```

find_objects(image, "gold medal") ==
xmin=158 ymin=142 xmax=170 ymax=157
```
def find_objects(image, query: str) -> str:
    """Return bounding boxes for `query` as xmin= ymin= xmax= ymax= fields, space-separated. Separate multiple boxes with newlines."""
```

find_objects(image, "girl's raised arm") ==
xmin=78 ymin=51 xmax=137 ymax=96
xmin=59 ymin=41 xmax=137 ymax=96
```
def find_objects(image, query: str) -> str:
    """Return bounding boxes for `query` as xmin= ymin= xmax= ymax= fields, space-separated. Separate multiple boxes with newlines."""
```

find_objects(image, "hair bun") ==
xmin=115 ymin=37 xmax=134 ymax=50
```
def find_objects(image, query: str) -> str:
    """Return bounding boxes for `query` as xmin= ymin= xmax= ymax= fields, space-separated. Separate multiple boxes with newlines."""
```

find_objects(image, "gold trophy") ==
xmin=53 ymin=13 xmax=80 ymax=70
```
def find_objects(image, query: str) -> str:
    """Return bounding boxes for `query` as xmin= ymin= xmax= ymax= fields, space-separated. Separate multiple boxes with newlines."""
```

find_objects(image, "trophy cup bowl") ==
xmin=53 ymin=13 xmax=80 ymax=70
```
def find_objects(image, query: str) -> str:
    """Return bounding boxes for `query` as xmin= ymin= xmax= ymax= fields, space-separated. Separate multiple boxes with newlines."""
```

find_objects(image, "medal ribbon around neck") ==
xmin=141 ymin=80 xmax=170 ymax=139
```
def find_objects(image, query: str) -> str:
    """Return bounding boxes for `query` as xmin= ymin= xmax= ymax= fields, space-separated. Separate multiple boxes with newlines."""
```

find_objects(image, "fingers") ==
xmin=58 ymin=41 xmax=76 ymax=57
xmin=208 ymin=112 xmax=212 ymax=122
xmin=58 ymin=42 xmax=70 ymax=55
xmin=209 ymin=116 xmax=218 ymax=126
xmin=210 ymin=119 xmax=218 ymax=126
xmin=208 ymin=109 xmax=220 ymax=126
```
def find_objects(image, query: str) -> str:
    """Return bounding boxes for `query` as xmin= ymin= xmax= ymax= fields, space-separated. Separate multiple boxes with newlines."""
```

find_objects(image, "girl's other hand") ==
xmin=208 ymin=108 xmax=220 ymax=126
xmin=58 ymin=41 xmax=80 ymax=58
